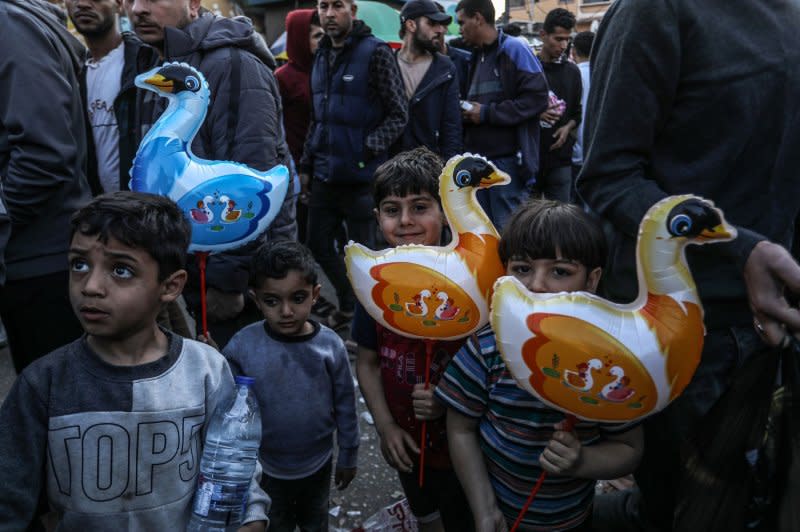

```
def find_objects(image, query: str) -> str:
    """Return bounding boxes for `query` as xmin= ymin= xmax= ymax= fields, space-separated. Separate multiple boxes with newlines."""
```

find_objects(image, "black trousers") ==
xmin=0 ymin=270 xmax=83 ymax=373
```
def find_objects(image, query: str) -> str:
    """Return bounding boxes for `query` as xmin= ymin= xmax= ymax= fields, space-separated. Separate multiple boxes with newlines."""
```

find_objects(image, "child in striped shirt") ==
xmin=436 ymin=200 xmax=643 ymax=531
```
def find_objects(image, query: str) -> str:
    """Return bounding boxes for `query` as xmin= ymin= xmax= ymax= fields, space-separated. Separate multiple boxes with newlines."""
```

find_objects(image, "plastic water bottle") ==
xmin=187 ymin=376 xmax=262 ymax=532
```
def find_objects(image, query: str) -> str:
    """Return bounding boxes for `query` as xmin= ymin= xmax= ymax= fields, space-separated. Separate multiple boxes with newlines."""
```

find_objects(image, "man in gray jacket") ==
xmin=0 ymin=0 xmax=91 ymax=372
xmin=125 ymin=0 xmax=296 ymax=345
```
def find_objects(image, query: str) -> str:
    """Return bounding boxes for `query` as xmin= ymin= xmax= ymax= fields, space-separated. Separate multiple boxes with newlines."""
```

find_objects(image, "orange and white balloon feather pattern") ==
xmin=492 ymin=195 xmax=736 ymax=422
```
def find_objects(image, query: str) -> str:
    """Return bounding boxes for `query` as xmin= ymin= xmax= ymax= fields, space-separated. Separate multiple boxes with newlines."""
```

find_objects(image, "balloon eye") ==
xmin=670 ymin=214 xmax=692 ymax=236
xmin=184 ymin=76 xmax=199 ymax=91
xmin=455 ymin=170 xmax=471 ymax=187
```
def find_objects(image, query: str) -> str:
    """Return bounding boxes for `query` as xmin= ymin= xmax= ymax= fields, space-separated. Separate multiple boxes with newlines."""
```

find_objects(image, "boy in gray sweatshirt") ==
xmin=223 ymin=240 xmax=359 ymax=531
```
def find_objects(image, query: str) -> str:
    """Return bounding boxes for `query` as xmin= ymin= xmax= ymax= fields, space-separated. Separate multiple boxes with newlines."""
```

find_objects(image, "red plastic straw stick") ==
xmin=418 ymin=339 xmax=434 ymax=487
xmin=196 ymin=252 xmax=209 ymax=338
xmin=510 ymin=414 xmax=578 ymax=532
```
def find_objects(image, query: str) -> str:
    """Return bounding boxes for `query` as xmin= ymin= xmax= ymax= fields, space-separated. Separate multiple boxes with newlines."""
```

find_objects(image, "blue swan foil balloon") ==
xmin=130 ymin=62 xmax=289 ymax=253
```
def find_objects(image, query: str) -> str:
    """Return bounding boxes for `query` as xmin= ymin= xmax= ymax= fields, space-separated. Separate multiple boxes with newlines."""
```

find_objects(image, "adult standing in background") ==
xmin=570 ymin=30 xmax=593 ymax=196
xmin=275 ymin=8 xmax=324 ymax=242
xmin=67 ymin=0 xmax=159 ymax=195
xmin=299 ymin=0 xmax=408 ymax=330
xmin=125 ymin=0 xmax=296 ymax=346
xmin=580 ymin=1 xmax=800 ymax=529
xmin=393 ymin=0 xmax=462 ymax=160
xmin=537 ymin=8 xmax=582 ymax=203
xmin=0 ymin=0 xmax=91 ymax=372
xmin=456 ymin=0 xmax=548 ymax=230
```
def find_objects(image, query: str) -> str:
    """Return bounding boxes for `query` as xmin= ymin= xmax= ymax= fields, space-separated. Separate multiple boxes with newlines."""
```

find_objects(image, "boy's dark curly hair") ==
xmin=372 ymin=147 xmax=444 ymax=207
xmin=70 ymin=191 xmax=190 ymax=281
xmin=499 ymin=199 xmax=607 ymax=270
xmin=250 ymin=240 xmax=318 ymax=288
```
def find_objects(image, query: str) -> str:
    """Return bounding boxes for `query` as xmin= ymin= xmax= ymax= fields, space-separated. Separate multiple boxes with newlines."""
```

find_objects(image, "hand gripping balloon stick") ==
xmin=130 ymin=63 xmax=289 ymax=336
xmin=345 ymin=154 xmax=510 ymax=485
xmin=509 ymin=415 xmax=576 ymax=532
xmin=492 ymin=195 xmax=736 ymax=527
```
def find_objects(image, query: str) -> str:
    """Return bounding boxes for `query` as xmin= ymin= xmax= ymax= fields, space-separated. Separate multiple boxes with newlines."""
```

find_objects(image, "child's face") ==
xmin=68 ymin=232 xmax=184 ymax=344
xmin=375 ymin=192 xmax=446 ymax=247
xmin=506 ymin=253 xmax=601 ymax=294
xmin=250 ymin=271 xmax=321 ymax=337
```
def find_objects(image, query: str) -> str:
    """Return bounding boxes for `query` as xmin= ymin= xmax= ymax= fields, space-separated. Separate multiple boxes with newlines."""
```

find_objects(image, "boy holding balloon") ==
xmin=352 ymin=148 xmax=473 ymax=531
xmin=436 ymin=200 xmax=643 ymax=531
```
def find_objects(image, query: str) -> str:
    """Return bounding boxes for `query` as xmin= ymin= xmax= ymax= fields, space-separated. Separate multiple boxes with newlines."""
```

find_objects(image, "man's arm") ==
xmin=365 ymin=45 xmax=408 ymax=156
xmin=0 ymin=12 xmax=86 ymax=225
xmin=550 ymin=66 xmax=582 ymax=150
xmin=440 ymin=62 xmax=464 ymax=160
xmin=479 ymin=43 xmax=549 ymax=127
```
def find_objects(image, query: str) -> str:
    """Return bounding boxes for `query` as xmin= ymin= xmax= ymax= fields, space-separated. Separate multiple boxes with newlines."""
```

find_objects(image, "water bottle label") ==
xmin=192 ymin=481 xmax=215 ymax=517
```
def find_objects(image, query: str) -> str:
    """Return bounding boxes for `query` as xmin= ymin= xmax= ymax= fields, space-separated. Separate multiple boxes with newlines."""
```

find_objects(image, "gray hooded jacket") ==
xmin=156 ymin=13 xmax=296 ymax=294
xmin=160 ymin=12 xmax=294 ymax=243
xmin=0 ymin=0 xmax=92 ymax=283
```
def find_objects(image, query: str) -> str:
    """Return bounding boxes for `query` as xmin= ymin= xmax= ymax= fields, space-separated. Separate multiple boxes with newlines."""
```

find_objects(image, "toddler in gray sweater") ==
xmin=223 ymin=240 xmax=359 ymax=531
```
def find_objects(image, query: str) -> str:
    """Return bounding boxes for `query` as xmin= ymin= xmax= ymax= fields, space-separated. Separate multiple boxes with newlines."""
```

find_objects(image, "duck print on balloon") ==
xmin=492 ymin=195 xmax=736 ymax=422
xmin=346 ymin=154 xmax=509 ymax=341
xmin=399 ymin=289 xmax=463 ymax=325
xmin=130 ymin=62 xmax=289 ymax=253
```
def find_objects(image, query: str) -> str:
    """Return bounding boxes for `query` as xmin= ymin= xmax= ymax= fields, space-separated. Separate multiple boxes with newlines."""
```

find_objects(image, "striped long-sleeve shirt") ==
xmin=436 ymin=325 xmax=631 ymax=530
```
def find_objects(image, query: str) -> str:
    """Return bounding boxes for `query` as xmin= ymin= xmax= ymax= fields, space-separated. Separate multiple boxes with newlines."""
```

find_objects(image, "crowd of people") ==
xmin=1 ymin=0 xmax=800 ymax=530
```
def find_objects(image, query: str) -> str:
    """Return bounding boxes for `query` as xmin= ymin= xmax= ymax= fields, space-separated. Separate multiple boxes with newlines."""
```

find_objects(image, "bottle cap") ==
xmin=234 ymin=375 xmax=255 ymax=386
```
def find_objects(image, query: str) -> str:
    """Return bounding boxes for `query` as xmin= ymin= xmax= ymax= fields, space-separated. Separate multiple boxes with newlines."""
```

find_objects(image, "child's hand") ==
xmin=476 ymin=506 xmax=509 ymax=532
xmin=236 ymin=520 xmax=266 ymax=532
xmin=196 ymin=332 xmax=220 ymax=351
xmin=539 ymin=420 xmax=582 ymax=475
xmin=377 ymin=422 xmax=419 ymax=473
xmin=411 ymin=383 xmax=445 ymax=421
xmin=334 ymin=466 xmax=357 ymax=490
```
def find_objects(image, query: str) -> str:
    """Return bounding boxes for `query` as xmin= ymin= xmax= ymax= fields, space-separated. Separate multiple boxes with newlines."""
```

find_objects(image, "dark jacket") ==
xmin=465 ymin=31 xmax=549 ymax=183
xmin=301 ymin=20 xmax=408 ymax=184
xmin=0 ymin=0 xmax=91 ymax=283
xmin=446 ymin=44 xmax=472 ymax=100
xmin=393 ymin=51 xmax=462 ymax=160
xmin=275 ymin=9 xmax=315 ymax=165
xmin=539 ymin=59 xmax=582 ymax=171
xmin=308 ymin=22 xmax=387 ymax=184
xmin=115 ymin=32 xmax=160 ymax=191
xmin=159 ymin=12 xmax=295 ymax=294
xmin=579 ymin=0 xmax=800 ymax=329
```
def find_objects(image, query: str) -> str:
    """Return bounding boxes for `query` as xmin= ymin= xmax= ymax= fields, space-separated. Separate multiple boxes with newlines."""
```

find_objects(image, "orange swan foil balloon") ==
xmin=345 ymin=154 xmax=509 ymax=341
xmin=491 ymin=195 xmax=736 ymax=423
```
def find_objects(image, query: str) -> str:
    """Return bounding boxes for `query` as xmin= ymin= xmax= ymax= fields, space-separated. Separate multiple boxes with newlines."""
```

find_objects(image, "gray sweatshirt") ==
xmin=0 ymin=334 xmax=270 ymax=531
xmin=224 ymin=321 xmax=360 ymax=479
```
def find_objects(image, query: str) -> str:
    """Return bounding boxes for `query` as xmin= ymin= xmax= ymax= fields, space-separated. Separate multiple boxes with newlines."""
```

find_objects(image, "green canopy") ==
xmin=355 ymin=0 xmax=402 ymax=46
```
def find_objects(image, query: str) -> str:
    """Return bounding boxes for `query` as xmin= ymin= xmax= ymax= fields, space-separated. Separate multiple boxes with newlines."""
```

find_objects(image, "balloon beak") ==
xmin=699 ymin=223 xmax=736 ymax=241
xmin=143 ymin=73 xmax=174 ymax=93
xmin=479 ymin=168 xmax=511 ymax=188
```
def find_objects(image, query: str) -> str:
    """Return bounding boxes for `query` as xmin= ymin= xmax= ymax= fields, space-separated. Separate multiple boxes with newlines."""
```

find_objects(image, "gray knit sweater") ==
xmin=224 ymin=321 xmax=359 ymax=479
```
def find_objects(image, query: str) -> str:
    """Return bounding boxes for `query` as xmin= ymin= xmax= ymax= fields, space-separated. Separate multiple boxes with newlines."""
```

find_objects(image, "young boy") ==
xmin=0 ymin=192 xmax=269 ymax=530
xmin=351 ymin=147 xmax=473 ymax=531
xmin=223 ymin=240 xmax=359 ymax=532
xmin=436 ymin=200 xmax=644 ymax=531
